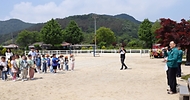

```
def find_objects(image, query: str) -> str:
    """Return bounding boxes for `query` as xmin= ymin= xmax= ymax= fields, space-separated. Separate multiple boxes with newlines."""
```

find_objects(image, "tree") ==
xmin=63 ymin=20 xmax=84 ymax=44
xmin=40 ymin=18 xmax=63 ymax=46
xmin=96 ymin=27 xmax=116 ymax=47
xmin=151 ymin=20 xmax=161 ymax=43
xmin=138 ymin=19 xmax=153 ymax=48
xmin=16 ymin=30 xmax=41 ymax=47
xmin=127 ymin=39 xmax=144 ymax=48
xmin=155 ymin=18 xmax=190 ymax=65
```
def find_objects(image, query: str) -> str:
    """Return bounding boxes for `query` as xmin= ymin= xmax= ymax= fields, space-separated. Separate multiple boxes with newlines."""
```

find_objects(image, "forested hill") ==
xmin=0 ymin=13 xmax=141 ymax=44
xmin=0 ymin=19 xmax=34 ymax=34
xmin=114 ymin=14 xmax=141 ymax=24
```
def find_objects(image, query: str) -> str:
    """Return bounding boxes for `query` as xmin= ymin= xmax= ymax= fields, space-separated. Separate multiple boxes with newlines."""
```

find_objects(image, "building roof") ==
xmin=3 ymin=44 xmax=19 ymax=48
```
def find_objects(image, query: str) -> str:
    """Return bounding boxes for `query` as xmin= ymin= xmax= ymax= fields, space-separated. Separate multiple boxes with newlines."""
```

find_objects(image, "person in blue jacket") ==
xmin=164 ymin=41 xmax=179 ymax=94
xmin=177 ymin=46 xmax=183 ymax=77
xmin=52 ymin=54 xmax=59 ymax=73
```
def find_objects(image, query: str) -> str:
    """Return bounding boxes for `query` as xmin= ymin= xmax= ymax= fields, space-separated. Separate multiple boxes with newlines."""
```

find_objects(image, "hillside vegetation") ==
xmin=0 ymin=14 xmax=141 ymax=46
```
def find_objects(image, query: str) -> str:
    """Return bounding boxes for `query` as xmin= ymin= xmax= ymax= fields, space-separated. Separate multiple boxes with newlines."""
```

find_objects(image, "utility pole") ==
xmin=92 ymin=14 xmax=98 ymax=57
xmin=12 ymin=32 xmax=13 ymax=44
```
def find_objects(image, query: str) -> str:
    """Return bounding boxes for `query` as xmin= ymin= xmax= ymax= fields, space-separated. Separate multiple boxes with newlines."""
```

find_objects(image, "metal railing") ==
xmin=25 ymin=49 xmax=150 ymax=55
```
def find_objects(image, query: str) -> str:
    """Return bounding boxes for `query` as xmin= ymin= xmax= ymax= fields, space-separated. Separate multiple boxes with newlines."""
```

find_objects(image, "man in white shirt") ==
xmin=28 ymin=48 xmax=37 ymax=61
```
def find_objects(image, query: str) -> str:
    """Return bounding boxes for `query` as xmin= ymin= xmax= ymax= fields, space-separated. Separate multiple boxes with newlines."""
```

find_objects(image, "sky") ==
xmin=0 ymin=0 xmax=190 ymax=23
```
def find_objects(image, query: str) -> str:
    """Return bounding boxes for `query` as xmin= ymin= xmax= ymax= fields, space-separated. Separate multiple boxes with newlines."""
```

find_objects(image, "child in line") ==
xmin=65 ymin=56 xmax=69 ymax=71
xmin=50 ymin=56 xmax=54 ymax=73
xmin=0 ymin=57 xmax=8 ymax=81
xmin=46 ymin=54 xmax=51 ymax=72
xmin=70 ymin=55 xmax=75 ymax=71
xmin=28 ymin=55 xmax=35 ymax=80
xmin=57 ymin=57 xmax=61 ymax=70
xmin=36 ymin=54 xmax=41 ymax=73
xmin=7 ymin=58 xmax=12 ymax=77
xmin=15 ymin=54 xmax=21 ymax=79
xmin=42 ymin=55 xmax=47 ymax=73
xmin=59 ymin=55 xmax=64 ymax=71
xmin=20 ymin=55 xmax=29 ymax=81
xmin=11 ymin=56 xmax=18 ymax=81
xmin=52 ymin=54 xmax=59 ymax=73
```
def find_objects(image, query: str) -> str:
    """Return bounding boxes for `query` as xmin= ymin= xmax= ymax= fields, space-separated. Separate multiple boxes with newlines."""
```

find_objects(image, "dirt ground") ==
xmin=0 ymin=53 xmax=189 ymax=100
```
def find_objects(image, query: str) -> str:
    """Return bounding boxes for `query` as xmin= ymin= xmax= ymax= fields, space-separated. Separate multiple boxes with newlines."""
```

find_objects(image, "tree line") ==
xmin=16 ymin=19 xmax=116 ymax=50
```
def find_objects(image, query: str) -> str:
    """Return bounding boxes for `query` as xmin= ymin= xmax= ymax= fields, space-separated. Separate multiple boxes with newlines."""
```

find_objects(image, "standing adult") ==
xmin=28 ymin=48 xmax=37 ymax=62
xmin=164 ymin=41 xmax=179 ymax=94
xmin=119 ymin=46 xmax=128 ymax=70
xmin=177 ymin=46 xmax=183 ymax=77
xmin=5 ymin=48 xmax=13 ymax=61
xmin=163 ymin=47 xmax=170 ymax=87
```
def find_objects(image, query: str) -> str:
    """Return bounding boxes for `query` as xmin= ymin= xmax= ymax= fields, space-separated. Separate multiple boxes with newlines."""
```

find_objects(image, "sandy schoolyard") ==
xmin=0 ymin=53 xmax=189 ymax=100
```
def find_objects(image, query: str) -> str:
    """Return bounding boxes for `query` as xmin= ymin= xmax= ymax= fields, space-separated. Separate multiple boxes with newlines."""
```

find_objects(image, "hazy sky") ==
xmin=0 ymin=0 xmax=189 ymax=23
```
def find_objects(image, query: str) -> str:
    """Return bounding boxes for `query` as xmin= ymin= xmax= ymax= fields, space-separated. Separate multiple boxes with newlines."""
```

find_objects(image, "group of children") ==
xmin=0 ymin=53 xmax=75 ymax=82
xmin=35 ymin=54 xmax=75 ymax=73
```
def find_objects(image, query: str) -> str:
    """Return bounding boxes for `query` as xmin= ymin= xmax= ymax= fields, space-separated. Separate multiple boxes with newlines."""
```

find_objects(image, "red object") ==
xmin=152 ymin=44 xmax=164 ymax=58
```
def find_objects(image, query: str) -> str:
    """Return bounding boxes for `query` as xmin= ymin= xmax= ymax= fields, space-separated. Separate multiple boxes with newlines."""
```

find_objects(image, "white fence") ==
xmin=25 ymin=49 xmax=150 ymax=56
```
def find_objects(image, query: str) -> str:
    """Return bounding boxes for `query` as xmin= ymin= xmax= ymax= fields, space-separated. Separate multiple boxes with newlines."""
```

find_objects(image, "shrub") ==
xmin=181 ymin=74 xmax=190 ymax=80
xmin=108 ymin=45 xmax=115 ymax=49
xmin=101 ymin=46 xmax=106 ymax=49
xmin=89 ymin=46 xmax=93 ymax=50
xmin=1 ymin=48 xmax=6 ymax=56
xmin=81 ymin=47 xmax=87 ymax=50
xmin=12 ymin=49 xmax=24 ymax=55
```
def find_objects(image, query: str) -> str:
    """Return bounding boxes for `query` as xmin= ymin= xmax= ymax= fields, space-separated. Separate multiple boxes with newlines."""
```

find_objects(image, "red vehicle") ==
xmin=151 ymin=44 xmax=165 ymax=58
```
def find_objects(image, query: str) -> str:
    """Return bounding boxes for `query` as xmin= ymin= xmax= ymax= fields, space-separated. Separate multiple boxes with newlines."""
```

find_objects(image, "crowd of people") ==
xmin=0 ymin=48 xmax=75 ymax=82
xmin=0 ymin=43 xmax=183 ymax=95
xmin=163 ymin=41 xmax=183 ymax=94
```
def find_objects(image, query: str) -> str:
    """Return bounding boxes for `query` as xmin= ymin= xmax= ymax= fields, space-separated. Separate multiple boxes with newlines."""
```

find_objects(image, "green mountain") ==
xmin=0 ymin=19 xmax=34 ymax=34
xmin=0 ymin=13 xmax=141 ymax=44
xmin=114 ymin=14 xmax=141 ymax=24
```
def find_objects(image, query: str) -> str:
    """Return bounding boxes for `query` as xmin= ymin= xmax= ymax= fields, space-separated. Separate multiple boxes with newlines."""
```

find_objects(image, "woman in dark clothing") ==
xmin=119 ymin=46 xmax=128 ymax=70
